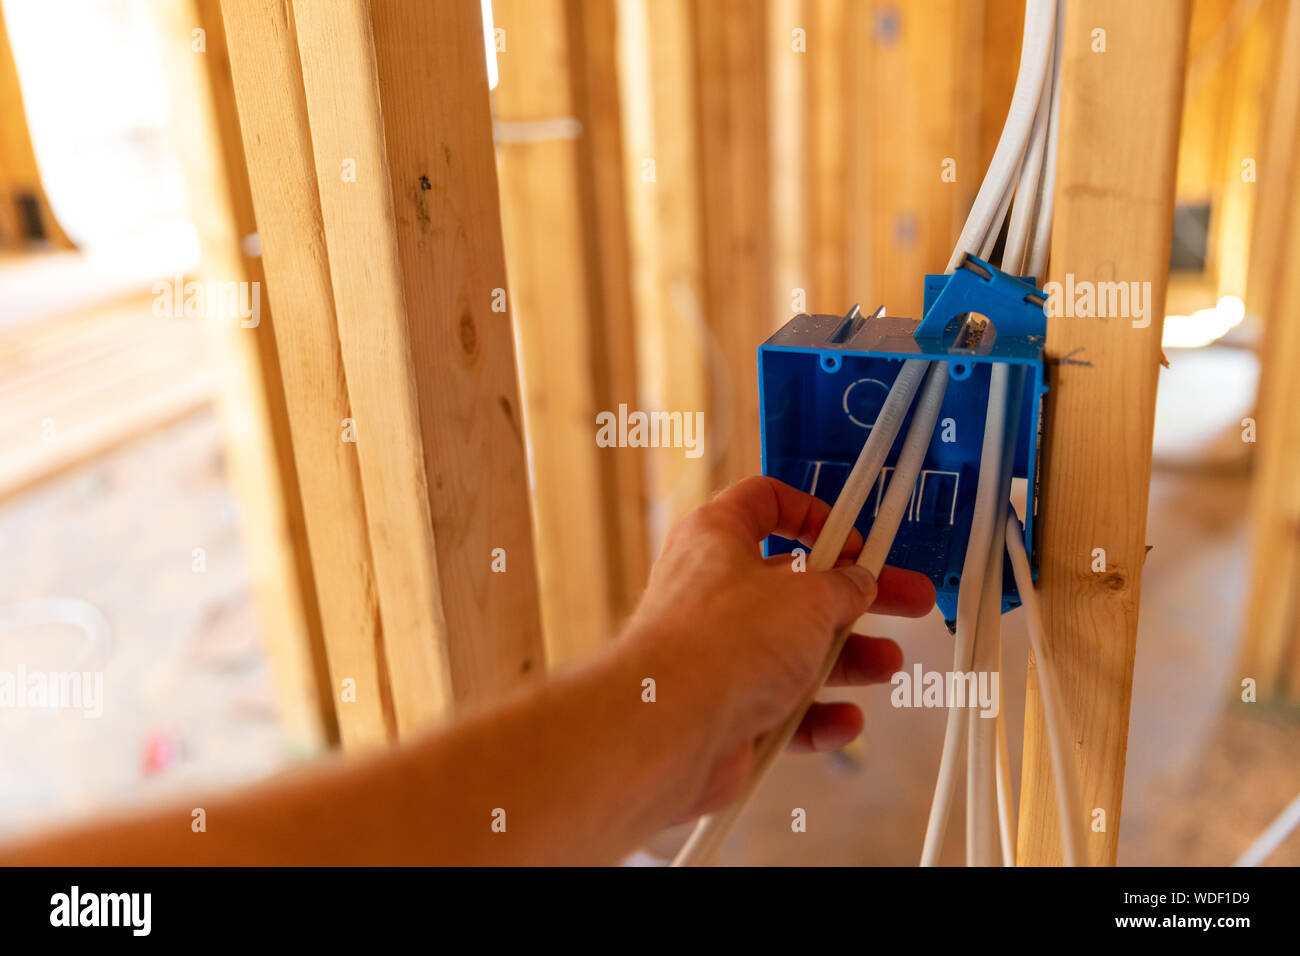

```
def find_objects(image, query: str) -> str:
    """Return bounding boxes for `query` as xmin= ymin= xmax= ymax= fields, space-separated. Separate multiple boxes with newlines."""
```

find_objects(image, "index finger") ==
xmin=870 ymin=565 xmax=937 ymax=618
xmin=703 ymin=475 xmax=863 ymax=557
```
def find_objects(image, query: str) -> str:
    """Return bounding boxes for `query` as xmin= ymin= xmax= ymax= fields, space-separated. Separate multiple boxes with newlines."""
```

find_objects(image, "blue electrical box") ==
xmin=758 ymin=255 xmax=1048 ymax=623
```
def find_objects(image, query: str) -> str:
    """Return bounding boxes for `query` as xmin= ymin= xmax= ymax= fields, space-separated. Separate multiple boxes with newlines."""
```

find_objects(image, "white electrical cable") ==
xmin=951 ymin=0 xmax=1060 ymax=866
xmin=673 ymin=362 xmax=950 ymax=867
xmin=1003 ymin=0 xmax=1060 ymax=274
xmin=856 ymin=363 xmax=950 ymax=574
xmin=920 ymin=362 xmax=1009 ymax=865
xmin=679 ymin=0 xmax=1058 ymax=872
xmin=977 ymin=0 xmax=1066 ymax=868
xmin=979 ymin=180 xmax=1016 ymax=263
xmin=1005 ymin=510 xmax=1085 ymax=865
xmin=966 ymin=479 xmax=1007 ymax=866
xmin=1026 ymin=0 xmax=1065 ymax=282
xmin=945 ymin=0 xmax=1057 ymax=272
xmin=1001 ymin=86 xmax=1050 ymax=274
xmin=995 ymin=693 xmax=1017 ymax=865
xmin=964 ymin=11 xmax=1059 ymax=864
xmin=1234 ymin=791 xmax=1300 ymax=866
xmin=965 ymin=361 xmax=1025 ymax=866
xmin=919 ymin=0 xmax=1056 ymax=869
xmin=807 ymin=357 xmax=929 ymax=572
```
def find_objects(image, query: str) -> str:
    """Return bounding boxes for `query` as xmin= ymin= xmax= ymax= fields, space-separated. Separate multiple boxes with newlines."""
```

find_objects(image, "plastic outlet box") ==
xmin=757 ymin=255 xmax=1048 ymax=624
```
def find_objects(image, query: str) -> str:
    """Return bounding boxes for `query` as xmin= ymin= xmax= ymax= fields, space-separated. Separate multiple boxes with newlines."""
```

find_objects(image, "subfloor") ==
xmin=1 ymin=345 xmax=1296 ymax=864
xmin=0 ymin=412 xmax=287 ymax=841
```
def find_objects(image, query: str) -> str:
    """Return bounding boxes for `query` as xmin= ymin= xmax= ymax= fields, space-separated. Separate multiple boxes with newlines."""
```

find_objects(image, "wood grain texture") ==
xmin=291 ymin=0 xmax=453 ymax=731
xmin=848 ymin=0 xmax=981 ymax=319
xmin=1173 ymin=0 xmax=1278 ymax=298
xmin=1241 ymin=0 xmax=1300 ymax=702
xmin=566 ymin=0 xmax=652 ymax=618
xmin=1175 ymin=0 xmax=1238 ymax=204
xmin=166 ymin=0 xmax=336 ymax=751
xmin=768 ymin=0 xmax=808 ymax=323
xmin=805 ymin=0 xmax=847 ymax=312
xmin=978 ymin=0 xmax=1025 ymax=177
xmin=490 ymin=0 xmax=618 ymax=664
xmin=1204 ymin=0 xmax=1276 ymax=299
xmin=616 ymin=0 xmax=711 ymax=546
xmin=368 ymin=0 xmax=547 ymax=697
xmin=691 ymin=0 xmax=774 ymax=485
xmin=219 ymin=0 xmax=393 ymax=750
xmin=1247 ymin=0 xmax=1300 ymax=410
xmin=1017 ymin=0 xmax=1190 ymax=867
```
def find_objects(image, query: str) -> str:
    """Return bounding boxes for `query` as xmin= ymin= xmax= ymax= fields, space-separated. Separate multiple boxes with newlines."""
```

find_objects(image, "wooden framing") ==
xmin=565 ymin=0 xmax=652 ymax=621
xmin=615 ymin=0 xmax=711 ymax=542
xmin=218 ymin=0 xmax=392 ymax=750
xmin=1241 ymin=0 xmax=1300 ymax=702
xmin=1203 ymin=0 xmax=1276 ymax=300
xmin=787 ymin=0 xmax=999 ymax=324
xmin=1174 ymin=0 xmax=1281 ymax=302
xmin=164 ymin=0 xmax=336 ymax=752
xmin=196 ymin=0 xmax=1262 ymax=865
xmin=1247 ymin=0 xmax=1300 ymax=411
xmin=1017 ymin=0 xmax=1191 ymax=866
xmin=218 ymin=0 xmax=546 ymax=738
xmin=691 ymin=0 xmax=774 ymax=486
xmin=804 ymin=0 xmax=848 ymax=313
xmin=857 ymin=0 xmax=984 ymax=319
xmin=767 ymin=0 xmax=808 ymax=329
xmin=976 ymin=1 xmax=1025 ymax=178
xmin=491 ymin=0 xmax=647 ymax=664
xmin=1242 ymin=0 xmax=1294 ymax=327
xmin=0 ymin=4 xmax=73 ymax=249
xmin=292 ymin=0 xmax=456 ymax=732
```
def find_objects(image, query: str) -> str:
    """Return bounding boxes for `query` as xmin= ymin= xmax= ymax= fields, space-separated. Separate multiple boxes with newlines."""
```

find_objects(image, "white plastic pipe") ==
xmin=968 ymin=360 xmax=1028 ymax=866
xmin=945 ymin=0 xmax=1057 ymax=272
xmin=967 ymin=489 xmax=1007 ymax=866
xmin=807 ymin=358 xmax=929 ymax=572
xmin=857 ymin=363 xmax=950 ymax=574
xmin=1005 ymin=511 xmax=1086 ymax=866
xmin=673 ymin=362 xmax=950 ymax=867
xmin=1001 ymin=73 xmax=1051 ymax=274
xmin=1026 ymin=0 xmax=1065 ymax=283
xmin=920 ymin=362 xmax=1009 ymax=865
xmin=995 ymin=698 xmax=1017 ymax=865
xmin=1234 ymin=791 xmax=1300 ymax=867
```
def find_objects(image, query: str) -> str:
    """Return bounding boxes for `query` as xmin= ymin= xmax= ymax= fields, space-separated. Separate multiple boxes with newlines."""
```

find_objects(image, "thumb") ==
xmin=818 ymin=564 xmax=877 ymax=629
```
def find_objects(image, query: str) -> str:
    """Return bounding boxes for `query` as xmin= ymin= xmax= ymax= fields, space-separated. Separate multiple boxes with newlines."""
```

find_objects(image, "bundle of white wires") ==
xmin=673 ymin=0 xmax=1078 ymax=867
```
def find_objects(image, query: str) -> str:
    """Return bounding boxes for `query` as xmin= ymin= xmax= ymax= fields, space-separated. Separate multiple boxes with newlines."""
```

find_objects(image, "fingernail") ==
xmin=841 ymin=565 xmax=877 ymax=598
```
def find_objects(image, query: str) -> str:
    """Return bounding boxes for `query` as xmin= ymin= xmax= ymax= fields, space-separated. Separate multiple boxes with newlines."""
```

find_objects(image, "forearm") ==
xmin=1 ymin=631 xmax=716 ymax=865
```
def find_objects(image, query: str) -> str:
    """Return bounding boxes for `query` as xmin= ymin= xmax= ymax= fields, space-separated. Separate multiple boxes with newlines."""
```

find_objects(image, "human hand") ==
xmin=622 ymin=475 xmax=935 ymax=817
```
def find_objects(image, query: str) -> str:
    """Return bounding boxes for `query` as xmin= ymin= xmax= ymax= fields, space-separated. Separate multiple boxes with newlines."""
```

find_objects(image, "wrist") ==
xmin=610 ymin=621 xmax=730 ymax=815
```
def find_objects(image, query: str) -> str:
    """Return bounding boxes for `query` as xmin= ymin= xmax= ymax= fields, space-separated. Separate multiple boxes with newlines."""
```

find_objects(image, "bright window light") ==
xmin=1161 ymin=295 xmax=1246 ymax=349
xmin=481 ymin=0 xmax=499 ymax=90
